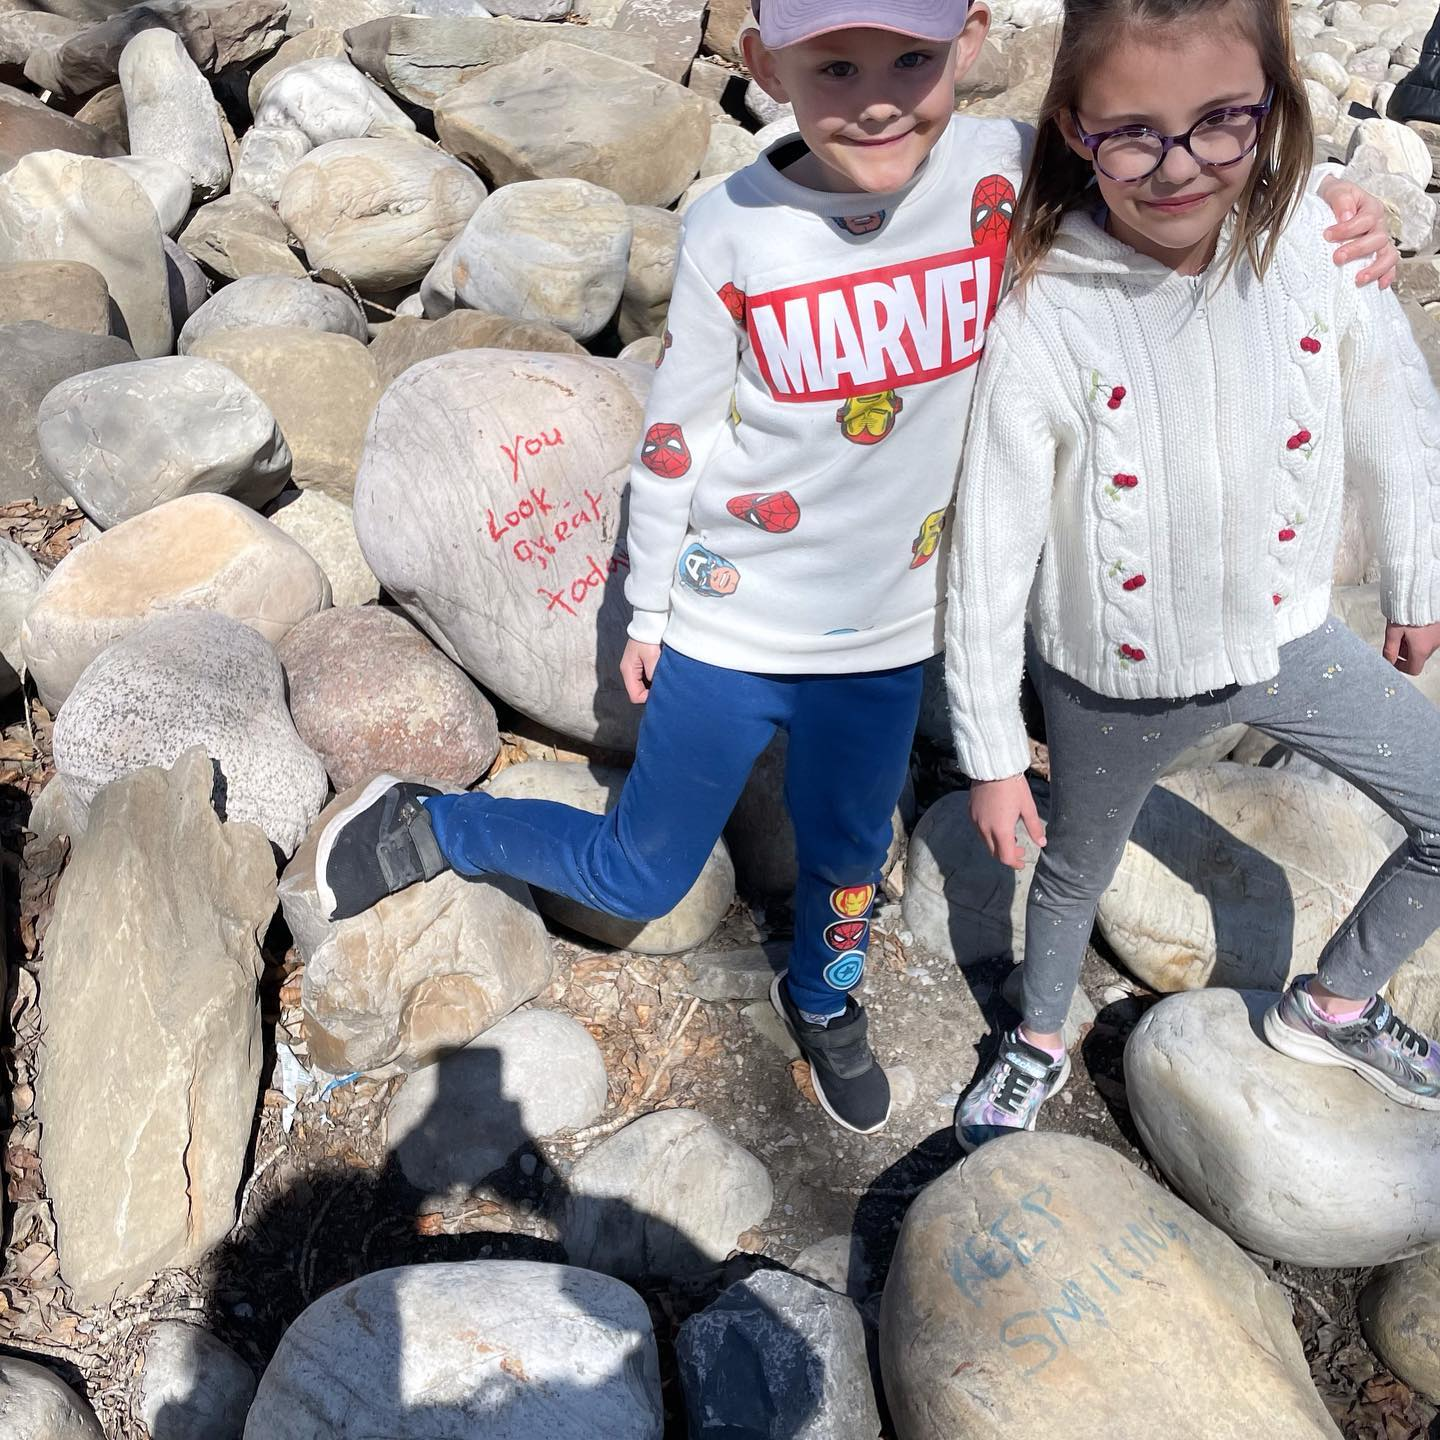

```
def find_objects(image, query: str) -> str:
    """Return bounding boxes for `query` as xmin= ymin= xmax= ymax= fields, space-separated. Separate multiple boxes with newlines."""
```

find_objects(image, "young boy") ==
xmin=315 ymin=0 xmax=1395 ymax=1135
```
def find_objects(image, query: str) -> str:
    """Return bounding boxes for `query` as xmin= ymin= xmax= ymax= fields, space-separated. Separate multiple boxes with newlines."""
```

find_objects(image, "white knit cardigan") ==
xmin=945 ymin=193 xmax=1440 ymax=781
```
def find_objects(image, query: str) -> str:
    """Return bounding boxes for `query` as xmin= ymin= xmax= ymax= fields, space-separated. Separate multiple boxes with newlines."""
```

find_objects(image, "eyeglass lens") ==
xmin=1096 ymin=111 xmax=1261 ymax=181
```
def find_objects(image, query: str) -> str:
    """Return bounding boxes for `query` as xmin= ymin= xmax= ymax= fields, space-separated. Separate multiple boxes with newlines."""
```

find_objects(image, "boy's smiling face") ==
xmin=744 ymin=14 xmax=988 ymax=194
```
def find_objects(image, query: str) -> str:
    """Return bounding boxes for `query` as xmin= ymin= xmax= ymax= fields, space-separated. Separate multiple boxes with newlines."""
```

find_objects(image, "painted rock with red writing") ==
xmin=353 ymin=349 xmax=650 ymax=749
xmin=880 ymin=1131 xmax=1340 ymax=1440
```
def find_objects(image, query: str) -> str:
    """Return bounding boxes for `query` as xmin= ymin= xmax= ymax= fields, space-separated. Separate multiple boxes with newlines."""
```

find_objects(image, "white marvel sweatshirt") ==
xmin=623 ymin=116 xmax=1029 ymax=674
xmin=946 ymin=194 xmax=1440 ymax=781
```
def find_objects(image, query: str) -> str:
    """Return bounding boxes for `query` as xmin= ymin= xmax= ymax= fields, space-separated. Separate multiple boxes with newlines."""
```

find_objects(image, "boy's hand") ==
xmin=1383 ymin=620 xmax=1440 ymax=676
xmin=620 ymin=639 xmax=662 ymax=703
xmin=969 ymin=775 xmax=1046 ymax=870
xmin=1317 ymin=175 xmax=1399 ymax=288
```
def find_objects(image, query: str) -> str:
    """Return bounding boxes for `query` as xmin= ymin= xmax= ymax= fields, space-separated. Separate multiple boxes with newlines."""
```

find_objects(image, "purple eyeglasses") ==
xmin=1071 ymin=87 xmax=1275 ymax=183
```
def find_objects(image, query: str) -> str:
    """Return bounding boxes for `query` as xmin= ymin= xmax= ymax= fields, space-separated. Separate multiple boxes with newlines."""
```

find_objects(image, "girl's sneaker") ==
xmin=315 ymin=775 xmax=447 ymax=922
xmin=1263 ymin=975 xmax=1440 ymax=1109
xmin=770 ymin=973 xmax=891 ymax=1135
xmin=955 ymin=1031 xmax=1071 ymax=1153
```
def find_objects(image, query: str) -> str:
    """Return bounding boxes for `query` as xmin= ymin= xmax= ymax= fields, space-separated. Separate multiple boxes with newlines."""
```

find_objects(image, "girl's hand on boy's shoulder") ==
xmin=1383 ymin=620 xmax=1440 ymax=676
xmin=969 ymin=775 xmax=1046 ymax=870
xmin=620 ymin=639 xmax=662 ymax=704
xmin=1317 ymin=175 xmax=1399 ymax=289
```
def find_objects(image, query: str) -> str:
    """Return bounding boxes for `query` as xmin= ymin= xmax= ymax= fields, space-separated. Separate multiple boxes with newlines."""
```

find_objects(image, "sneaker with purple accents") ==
xmin=1263 ymin=975 xmax=1440 ymax=1110
xmin=955 ymin=1031 xmax=1071 ymax=1153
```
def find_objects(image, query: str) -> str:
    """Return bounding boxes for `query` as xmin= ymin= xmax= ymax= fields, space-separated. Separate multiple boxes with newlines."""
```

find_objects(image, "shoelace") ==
xmin=1380 ymin=1007 xmax=1430 ymax=1057
xmin=991 ymin=1058 xmax=1039 ymax=1116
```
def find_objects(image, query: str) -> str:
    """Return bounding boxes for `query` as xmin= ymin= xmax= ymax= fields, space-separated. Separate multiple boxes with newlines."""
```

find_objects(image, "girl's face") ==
xmin=1063 ymin=23 xmax=1269 ymax=271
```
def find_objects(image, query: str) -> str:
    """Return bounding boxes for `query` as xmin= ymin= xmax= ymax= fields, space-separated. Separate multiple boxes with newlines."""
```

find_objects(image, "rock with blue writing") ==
xmin=879 ymin=1131 xmax=1341 ymax=1440
xmin=1125 ymin=988 xmax=1440 ymax=1268
xmin=676 ymin=1269 xmax=881 ymax=1440
xmin=353 ymin=350 xmax=651 ymax=750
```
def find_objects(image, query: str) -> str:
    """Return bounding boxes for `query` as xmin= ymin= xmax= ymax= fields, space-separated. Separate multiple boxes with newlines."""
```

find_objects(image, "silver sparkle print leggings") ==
xmin=1022 ymin=619 xmax=1440 ymax=1032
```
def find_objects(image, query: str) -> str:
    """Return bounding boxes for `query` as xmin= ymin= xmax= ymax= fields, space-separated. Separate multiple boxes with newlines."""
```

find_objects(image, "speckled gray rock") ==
xmin=447 ymin=178 xmax=631 ymax=339
xmin=21 ymin=493 xmax=330 ymax=712
xmin=244 ymin=1261 xmax=663 ymax=1440
xmin=677 ymin=1269 xmax=879 ymax=1440
xmin=0 ymin=150 xmax=171 ymax=358
xmin=36 ymin=356 xmax=292 ymax=529
xmin=0 ymin=322 xmax=135 ymax=505
xmin=620 ymin=204 xmax=679 ymax=345
xmin=277 ymin=604 xmax=500 ymax=789
xmin=385 ymin=1008 xmax=607 ymax=1190
xmin=280 ymin=782 xmax=554 ymax=1074
xmin=119 ymin=29 xmax=230 ymax=199
xmin=561 ymin=1110 xmax=773 ymax=1279
xmin=1126 ymin=988 xmax=1440 ymax=1266
xmin=37 ymin=749 xmax=276 ymax=1309
xmin=880 ymin=1131 xmax=1341 ymax=1440
xmin=280 ymin=137 xmax=486 ymax=292
xmin=0 ymin=1356 xmax=103 ymax=1438
xmin=231 ymin=123 xmax=313 ymax=208
xmin=485 ymin=759 xmax=734 ymax=953
xmin=265 ymin=487 xmax=379 ymax=607
xmin=136 ymin=1322 xmax=257 ymax=1440
xmin=178 ymin=275 xmax=367 ymax=354
xmin=1361 ymin=1248 xmax=1440 ymax=1401
xmin=434 ymin=43 xmax=709 ymax=207
xmin=53 ymin=611 xmax=328 ymax=857
xmin=254 ymin=54 xmax=416 ymax=145
xmin=104 ymin=155 xmax=192 ymax=236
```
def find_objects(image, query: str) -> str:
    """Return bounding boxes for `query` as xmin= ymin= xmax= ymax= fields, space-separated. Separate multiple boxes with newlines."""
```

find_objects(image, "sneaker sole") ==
xmin=313 ymin=772 xmax=405 ymax=922
xmin=1263 ymin=1004 xmax=1440 ymax=1111
xmin=769 ymin=973 xmax=891 ymax=1136
xmin=954 ymin=1053 xmax=1073 ymax=1156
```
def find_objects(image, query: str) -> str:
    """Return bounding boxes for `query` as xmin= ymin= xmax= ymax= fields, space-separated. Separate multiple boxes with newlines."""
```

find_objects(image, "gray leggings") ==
xmin=1023 ymin=619 xmax=1440 ymax=1032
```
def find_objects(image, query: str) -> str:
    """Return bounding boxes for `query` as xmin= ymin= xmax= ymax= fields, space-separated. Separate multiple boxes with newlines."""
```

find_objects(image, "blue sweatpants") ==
xmin=422 ymin=647 xmax=924 ymax=1016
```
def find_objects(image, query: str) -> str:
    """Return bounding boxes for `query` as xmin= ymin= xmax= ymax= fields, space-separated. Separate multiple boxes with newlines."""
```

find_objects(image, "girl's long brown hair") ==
xmin=1008 ymin=0 xmax=1314 ymax=287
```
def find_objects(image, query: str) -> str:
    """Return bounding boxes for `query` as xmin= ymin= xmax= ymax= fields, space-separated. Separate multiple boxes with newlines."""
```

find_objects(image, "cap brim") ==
xmin=757 ymin=0 xmax=971 ymax=48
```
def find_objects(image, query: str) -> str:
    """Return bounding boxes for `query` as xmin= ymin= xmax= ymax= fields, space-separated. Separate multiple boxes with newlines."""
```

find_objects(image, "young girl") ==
xmin=948 ymin=0 xmax=1440 ymax=1150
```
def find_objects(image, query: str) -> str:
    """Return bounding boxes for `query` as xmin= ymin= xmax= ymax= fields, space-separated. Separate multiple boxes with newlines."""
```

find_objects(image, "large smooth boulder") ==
xmin=244 ymin=1261 xmax=663 ymax=1439
xmin=353 ymin=350 xmax=649 ymax=749
xmin=265 ymin=487 xmax=380 ymax=607
xmin=105 ymin=154 xmax=193 ymax=237
xmin=22 ymin=493 xmax=330 ymax=712
xmin=135 ymin=1322 xmax=257 ymax=1440
xmin=36 ymin=356 xmax=292 ymax=529
xmin=280 ymin=136 xmax=485 ymax=292
xmin=254 ymin=53 xmax=415 ymax=144
xmin=1126 ymin=988 xmax=1440 ymax=1267
xmin=0 ymin=260 xmax=111 ymax=334
xmin=277 ymin=604 xmax=500 ymax=789
xmin=177 ymin=274 xmax=367 ymax=354
xmin=280 ymin=783 xmax=554 ymax=1074
xmin=485 ymin=759 xmax=734 ymax=952
xmin=676 ymin=1270 xmax=880 ymax=1440
xmin=879 ymin=1131 xmax=1341 ymax=1440
xmin=190 ymin=327 xmax=381 ymax=500
xmin=0 ymin=150 xmax=171 ymax=358
xmin=36 ymin=748 xmax=276 ymax=1309
xmin=448 ymin=178 xmax=631 ymax=339
xmin=369 ymin=309 xmax=583 ymax=386
xmin=619 ymin=204 xmax=679 ymax=345
xmin=247 ymin=27 xmax=348 ymax=111
xmin=344 ymin=14 xmax=659 ymax=107
xmin=0 ymin=1357 xmax=104 ymax=1437
xmin=0 ymin=80 xmax=121 ymax=171
xmin=0 ymin=322 xmax=135 ymax=505
xmin=118 ymin=28 xmax=230 ymax=198
xmin=179 ymin=192 xmax=307 ymax=281
xmin=1361 ymin=1248 xmax=1440 ymax=1401
xmin=385 ymin=1007 xmax=607 ymax=1190
xmin=560 ymin=1110 xmax=772 ymax=1279
xmin=434 ymin=43 xmax=708 ymax=207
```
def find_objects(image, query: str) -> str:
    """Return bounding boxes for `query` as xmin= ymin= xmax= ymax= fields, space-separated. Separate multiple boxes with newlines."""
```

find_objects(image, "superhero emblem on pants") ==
xmin=825 ymin=919 xmax=869 ymax=952
xmin=678 ymin=542 xmax=740 ymax=597
xmin=837 ymin=390 xmax=903 ymax=445
xmin=640 ymin=421 xmax=691 ymax=478
xmin=910 ymin=508 xmax=946 ymax=569
xmin=831 ymin=211 xmax=887 ymax=236
xmin=823 ymin=953 xmax=865 ymax=990
xmin=831 ymin=884 xmax=874 ymax=918
xmin=717 ymin=282 xmax=748 ymax=325
xmin=971 ymin=173 xmax=1017 ymax=247
xmin=727 ymin=490 xmax=801 ymax=533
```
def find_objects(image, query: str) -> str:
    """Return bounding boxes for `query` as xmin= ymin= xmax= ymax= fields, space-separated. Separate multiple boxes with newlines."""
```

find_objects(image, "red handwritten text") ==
xmin=539 ymin=551 xmax=630 ymax=618
xmin=501 ymin=428 xmax=564 ymax=483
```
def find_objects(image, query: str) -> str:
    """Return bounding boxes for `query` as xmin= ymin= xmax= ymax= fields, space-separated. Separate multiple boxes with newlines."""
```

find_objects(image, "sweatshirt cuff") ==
xmin=627 ymin=608 xmax=670 ymax=645
xmin=951 ymin=710 xmax=1032 ymax=783
xmin=1381 ymin=569 xmax=1440 ymax=628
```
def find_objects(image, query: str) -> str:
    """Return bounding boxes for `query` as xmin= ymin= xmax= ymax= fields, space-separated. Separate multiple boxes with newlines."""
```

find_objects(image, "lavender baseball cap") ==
xmin=751 ymin=0 xmax=971 ymax=48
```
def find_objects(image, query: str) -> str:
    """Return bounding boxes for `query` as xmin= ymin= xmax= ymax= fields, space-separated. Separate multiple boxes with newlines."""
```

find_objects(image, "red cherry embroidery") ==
xmin=1278 ymin=527 xmax=1296 ymax=542
xmin=1107 ymin=386 xmax=1126 ymax=410
xmin=1285 ymin=428 xmax=1313 ymax=452
xmin=1300 ymin=336 xmax=1321 ymax=354
xmin=1122 ymin=574 xmax=1147 ymax=591
xmin=1118 ymin=643 xmax=1147 ymax=664
xmin=1299 ymin=315 xmax=1328 ymax=355
xmin=1272 ymin=593 xmax=1283 ymax=606
xmin=1113 ymin=473 xmax=1138 ymax=489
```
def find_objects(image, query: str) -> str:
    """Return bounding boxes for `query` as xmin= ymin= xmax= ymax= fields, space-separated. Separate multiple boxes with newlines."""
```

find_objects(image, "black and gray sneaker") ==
xmin=770 ymin=972 xmax=891 ymax=1135
xmin=315 ymin=775 xmax=448 ymax=922
xmin=955 ymin=1031 xmax=1071 ymax=1153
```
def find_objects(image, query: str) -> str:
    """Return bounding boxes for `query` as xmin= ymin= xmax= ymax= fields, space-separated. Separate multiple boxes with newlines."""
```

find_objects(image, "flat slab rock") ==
xmin=879 ymin=1131 xmax=1340 ymax=1440
xmin=1125 ymin=988 xmax=1440 ymax=1267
